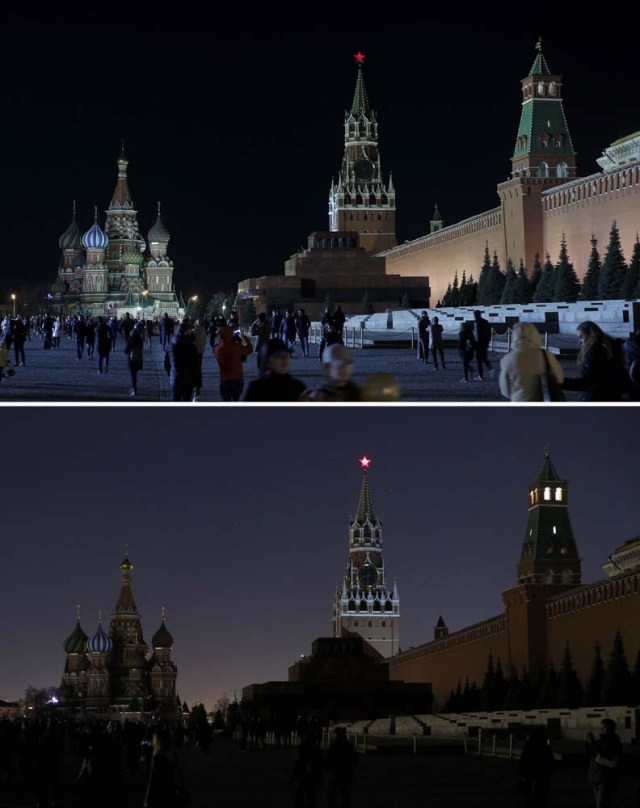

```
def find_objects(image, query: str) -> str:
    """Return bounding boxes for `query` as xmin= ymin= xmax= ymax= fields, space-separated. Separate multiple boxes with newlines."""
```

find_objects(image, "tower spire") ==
xmin=351 ymin=53 xmax=370 ymax=117
xmin=356 ymin=456 xmax=375 ymax=522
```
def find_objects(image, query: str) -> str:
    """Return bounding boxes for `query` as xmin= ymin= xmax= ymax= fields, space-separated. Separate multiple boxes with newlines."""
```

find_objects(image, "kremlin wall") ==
xmin=239 ymin=44 xmax=640 ymax=317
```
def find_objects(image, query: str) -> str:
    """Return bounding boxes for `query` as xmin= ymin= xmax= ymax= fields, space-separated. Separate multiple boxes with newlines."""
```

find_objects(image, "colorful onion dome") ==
xmin=152 ymin=611 xmax=174 ymax=649
xmin=82 ymin=207 xmax=109 ymax=249
xmin=59 ymin=203 xmax=82 ymax=250
xmin=148 ymin=203 xmax=170 ymax=242
xmin=63 ymin=617 xmax=88 ymax=654
xmin=86 ymin=621 xmax=113 ymax=653
xmin=51 ymin=278 xmax=68 ymax=295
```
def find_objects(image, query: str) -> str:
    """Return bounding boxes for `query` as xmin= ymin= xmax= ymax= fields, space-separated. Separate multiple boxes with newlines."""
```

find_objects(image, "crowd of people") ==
xmin=1 ymin=307 xmax=639 ymax=403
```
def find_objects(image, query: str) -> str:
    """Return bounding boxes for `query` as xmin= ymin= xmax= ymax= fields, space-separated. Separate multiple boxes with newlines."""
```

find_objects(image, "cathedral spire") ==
xmin=110 ymin=147 xmax=133 ymax=208
xmin=114 ymin=554 xmax=138 ymax=614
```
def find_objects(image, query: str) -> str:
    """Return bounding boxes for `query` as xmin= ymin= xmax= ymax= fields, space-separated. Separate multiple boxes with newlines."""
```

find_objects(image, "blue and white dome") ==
xmin=86 ymin=622 xmax=113 ymax=653
xmin=82 ymin=217 xmax=109 ymax=250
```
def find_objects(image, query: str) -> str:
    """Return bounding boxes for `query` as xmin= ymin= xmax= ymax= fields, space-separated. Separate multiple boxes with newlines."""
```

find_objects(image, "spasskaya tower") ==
xmin=329 ymin=54 xmax=397 ymax=253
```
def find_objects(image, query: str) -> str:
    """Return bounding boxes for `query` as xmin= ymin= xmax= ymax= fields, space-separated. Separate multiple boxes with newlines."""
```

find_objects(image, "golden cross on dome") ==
xmin=359 ymin=455 xmax=372 ymax=469
xmin=354 ymin=52 xmax=366 ymax=64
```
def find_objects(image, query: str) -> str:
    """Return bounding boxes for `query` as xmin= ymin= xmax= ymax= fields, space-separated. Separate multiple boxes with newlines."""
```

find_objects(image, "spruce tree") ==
xmin=580 ymin=236 xmax=602 ymax=300
xmin=556 ymin=644 xmax=584 ymax=708
xmin=623 ymin=236 xmax=640 ymax=299
xmin=477 ymin=243 xmax=492 ymax=305
xmin=519 ymin=670 xmax=535 ymax=710
xmin=500 ymin=260 xmax=517 ymax=304
xmin=529 ymin=253 xmax=543 ymax=299
xmin=462 ymin=678 xmax=471 ymax=712
xmin=599 ymin=221 xmax=627 ymax=299
xmin=602 ymin=629 xmax=631 ymax=705
xmin=537 ymin=663 xmax=558 ymax=708
xmin=400 ymin=290 xmax=411 ymax=308
xmin=451 ymin=272 xmax=460 ymax=307
xmin=465 ymin=274 xmax=478 ymax=307
xmin=504 ymin=668 xmax=522 ymax=710
xmin=481 ymin=654 xmax=495 ymax=711
xmin=469 ymin=681 xmax=482 ymax=712
xmin=584 ymin=644 xmax=605 ymax=707
xmin=553 ymin=235 xmax=581 ymax=302
xmin=533 ymin=253 xmax=556 ymax=303
xmin=485 ymin=253 xmax=506 ymax=305
xmin=493 ymin=659 xmax=508 ymax=711
xmin=630 ymin=650 xmax=640 ymax=705
xmin=459 ymin=271 xmax=468 ymax=307
xmin=513 ymin=260 xmax=532 ymax=304
xmin=442 ymin=283 xmax=453 ymax=307
xmin=362 ymin=291 xmax=374 ymax=315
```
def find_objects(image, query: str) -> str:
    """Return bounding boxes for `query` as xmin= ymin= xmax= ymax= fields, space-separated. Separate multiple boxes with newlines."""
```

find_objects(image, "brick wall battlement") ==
xmin=546 ymin=571 xmax=640 ymax=619
xmin=394 ymin=614 xmax=506 ymax=664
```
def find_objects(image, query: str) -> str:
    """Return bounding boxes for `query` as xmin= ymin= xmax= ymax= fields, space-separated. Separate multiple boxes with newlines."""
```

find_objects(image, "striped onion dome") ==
xmin=51 ymin=277 xmax=68 ymax=295
xmin=59 ymin=209 xmax=83 ymax=250
xmin=86 ymin=622 xmax=113 ymax=653
xmin=82 ymin=210 xmax=109 ymax=249
xmin=63 ymin=618 xmax=88 ymax=654
xmin=152 ymin=617 xmax=174 ymax=649
xmin=148 ymin=204 xmax=170 ymax=242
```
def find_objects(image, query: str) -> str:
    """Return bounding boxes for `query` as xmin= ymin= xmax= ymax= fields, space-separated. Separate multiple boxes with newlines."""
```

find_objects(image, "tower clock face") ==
xmin=353 ymin=158 xmax=374 ymax=182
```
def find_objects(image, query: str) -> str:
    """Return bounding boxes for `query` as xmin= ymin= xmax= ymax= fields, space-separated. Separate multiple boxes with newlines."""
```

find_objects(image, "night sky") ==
xmin=1 ymin=406 xmax=638 ymax=709
xmin=1 ymin=6 xmax=638 ymax=303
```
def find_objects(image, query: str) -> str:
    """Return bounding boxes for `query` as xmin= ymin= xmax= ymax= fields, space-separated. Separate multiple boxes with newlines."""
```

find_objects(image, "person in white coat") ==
xmin=499 ymin=322 xmax=564 ymax=402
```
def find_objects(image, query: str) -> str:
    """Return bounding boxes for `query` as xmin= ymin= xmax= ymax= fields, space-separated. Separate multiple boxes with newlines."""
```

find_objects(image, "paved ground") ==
xmin=0 ymin=335 xmax=586 ymax=403
xmin=2 ymin=735 xmax=638 ymax=808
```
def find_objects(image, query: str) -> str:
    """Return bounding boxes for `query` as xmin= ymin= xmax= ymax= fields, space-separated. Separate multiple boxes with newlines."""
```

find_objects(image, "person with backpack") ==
xmin=563 ymin=321 xmax=628 ymax=401
xmin=124 ymin=321 xmax=145 ymax=397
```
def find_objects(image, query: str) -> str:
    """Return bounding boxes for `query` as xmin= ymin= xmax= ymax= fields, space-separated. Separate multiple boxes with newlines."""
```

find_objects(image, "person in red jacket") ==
xmin=214 ymin=325 xmax=253 ymax=401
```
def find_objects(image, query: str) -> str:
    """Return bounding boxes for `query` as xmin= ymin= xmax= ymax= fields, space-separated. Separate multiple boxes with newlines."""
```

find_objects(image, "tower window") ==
xmin=555 ymin=487 xmax=563 ymax=501
xmin=549 ymin=82 xmax=556 ymax=96
xmin=546 ymin=544 xmax=553 ymax=554
xmin=560 ymin=546 xmax=567 ymax=555
xmin=544 ymin=487 xmax=551 ymax=501
xmin=538 ymin=82 xmax=545 ymax=95
xmin=553 ymin=526 xmax=557 ymax=535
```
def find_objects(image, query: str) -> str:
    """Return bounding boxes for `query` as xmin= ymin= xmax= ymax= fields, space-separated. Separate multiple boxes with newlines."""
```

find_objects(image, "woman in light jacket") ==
xmin=499 ymin=322 xmax=564 ymax=402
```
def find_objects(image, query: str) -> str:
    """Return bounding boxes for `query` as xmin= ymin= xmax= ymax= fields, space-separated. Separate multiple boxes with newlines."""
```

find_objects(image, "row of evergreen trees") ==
xmin=438 ymin=221 xmax=640 ymax=308
xmin=444 ymin=630 xmax=640 ymax=713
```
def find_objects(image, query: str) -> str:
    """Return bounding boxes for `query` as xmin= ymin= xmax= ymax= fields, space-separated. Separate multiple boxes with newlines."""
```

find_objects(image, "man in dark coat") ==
xmin=325 ymin=727 xmax=357 ymax=808
xmin=166 ymin=321 xmax=201 ymax=401
xmin=473 ymin=309 xmax=494 ymax=380
xmin=11 ymin=317 xmax=27 ymax=367
xmin=295 ymin=308 xmax=311 ymax=358
xmin=241 ymin=339 xmax=307 ymax=402
xmin=417 ymin=311 xmax=430 ymax=363
xmin=96 ymin=317 xmax=112 ymax=373
xmin=586 ymin=719 xmax=623 ymax=808
xmin=74 ymin=315 xmax=88 ymax=361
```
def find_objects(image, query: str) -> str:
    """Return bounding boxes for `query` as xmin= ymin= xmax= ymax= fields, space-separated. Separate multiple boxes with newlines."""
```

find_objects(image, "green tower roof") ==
xmin=529 ymin=49 xmax=551 ymax=76
xmin=536 ymin=451 xmax=561 ymax=482
xmin=356 ymin=469 xmax=375 ymax=522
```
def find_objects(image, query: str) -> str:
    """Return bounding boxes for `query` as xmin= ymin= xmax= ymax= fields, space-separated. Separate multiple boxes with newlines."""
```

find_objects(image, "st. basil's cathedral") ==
xmin=61 ymin=555 xmax=180 ymax=717
xmin=52 ymin=148 xmax=180 ymax=318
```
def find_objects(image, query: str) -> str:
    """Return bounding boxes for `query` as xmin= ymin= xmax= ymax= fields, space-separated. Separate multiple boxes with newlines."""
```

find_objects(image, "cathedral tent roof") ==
xmin=355 ymin=469 xmax=375 ymax=523
xmin=529 ymin=44 xmax=551 ymax=76
xmin=536 ymin=451 xmax=561 ymax=482
xmin=351 ymin=62 xmax=370 ymax=117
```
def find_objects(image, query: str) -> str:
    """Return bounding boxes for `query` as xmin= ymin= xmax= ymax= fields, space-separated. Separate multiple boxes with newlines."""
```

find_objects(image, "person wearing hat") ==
xmin=124 ymin=320 xmax=145 ymax=397
xmin=241 ymin=339 xmax=307 ymax=401
xmin=311 ymin=343 xmax=361 ymax=402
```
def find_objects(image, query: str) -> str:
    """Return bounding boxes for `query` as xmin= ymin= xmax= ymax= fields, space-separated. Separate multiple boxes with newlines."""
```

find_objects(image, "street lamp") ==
xmin=10 ymin=294 xmax=16 ymax=317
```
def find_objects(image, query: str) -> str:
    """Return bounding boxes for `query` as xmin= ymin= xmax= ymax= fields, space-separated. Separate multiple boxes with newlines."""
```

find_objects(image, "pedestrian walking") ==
xmin=193 ymin=319 xmax=208 ymax=400
xmin=11 ymin=317 xmax=27 ymax=367
xmin=517 ymin=725 xmax=554 ymax=808
xmin=214 ymin=325 xmax=253 ymax=401
xmin=251 ymin=312 xmax=271 ymax=370
xmin=166 ymin=320 xmax=201 ymax=402
xmin=96 ymin=317 xmax=112 ymax=373
xmin=417 ymin=311 xmax=430 ymax=363
xmin=458 ymin=321 xmax=476 ymax=383
xmin=325 ymin=726 xmax=357 ymax=808
xmin=74 ymin=315 xmax=88 ymax=360
xmin=499 ymin=323 xmax=564 ymax=402
xmin=290 ymin=732 xmax=323 ymax=808
xmin=563 ymin=321 xmax=628 ymax=401
xmin=295 ymin=308 xmax=311 ymax=358
xmin=428 ymin=316 xmax=446 ymax=370
xmin=586 ymin=719 xmax=623 ymax=808
xmin=86 ymin=318 xmax=96 ymax=359
xmin=124 ymin=321 xmax=145 ymax=397
xmin=52 ymin=317 xmax=62 ymax=350
xmin=473 ymin=309 xmax=495 ymax=380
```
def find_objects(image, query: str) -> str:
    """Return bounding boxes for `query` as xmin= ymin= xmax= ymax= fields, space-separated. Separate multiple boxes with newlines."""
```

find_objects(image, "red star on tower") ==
xmin=359 ymin=456 xmax=372 ymax=469
xmin=354 ymin=52 xmax=366 ymax=64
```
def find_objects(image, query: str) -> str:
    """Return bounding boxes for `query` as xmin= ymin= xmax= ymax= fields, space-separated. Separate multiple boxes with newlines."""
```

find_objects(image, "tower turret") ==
xmin=148 ymin=607 xmax=178 ymax=707
xmin=497 ymin=40 xmax=579 ymax=275
xmin=145 ymin=202 xmax=174 ymax=296
xmin=108 ymin=554 xmax=149 ymax=706
xmin=104 ymin=144 xmax=146 ymax=281
xmin=333 ymin=456 xmax=400 ymax=657
xmin=86 ymin=612 xmax=112 ymax=708
xmin=518 ymin=449 xmax=581 ymax=585
xmin=329 ymin=54 xmax=396 ymax=253
xmin=61 ymin=605 xmax=89 ymax=704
